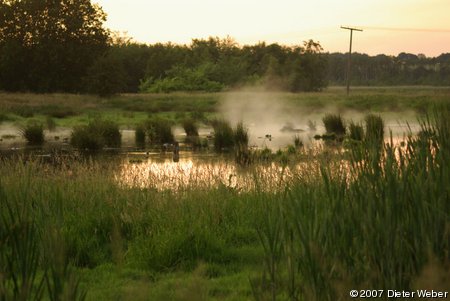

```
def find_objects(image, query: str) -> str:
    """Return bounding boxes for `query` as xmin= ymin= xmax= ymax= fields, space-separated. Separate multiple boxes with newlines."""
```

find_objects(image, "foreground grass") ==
xmin=1 ymin=105 xmax=449 ymax=300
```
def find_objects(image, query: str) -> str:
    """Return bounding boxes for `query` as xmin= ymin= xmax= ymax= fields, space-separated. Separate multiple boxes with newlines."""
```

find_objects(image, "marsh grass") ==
xmin=21 ymin=121 xmax=45 ymax=145
xmin=348 ymin=121 xmax=364 ymax=141
xmin=134 ymin=125 xmax=146 ymax=148
xmin=145 ymin=118 xmax=174 ymax=144
xmin=322 ymin=114 xmax=345 ymax=136
xmin=71 ymin=119 xmax=121 ymax=151
xmin=0 ymin=104 xmax=448 ymax=300
xmin=46 ymin=116 xmax=57 ymax=131
xmin=212 ymin=119 xmax=234 ymax=152
xmin=364 ymin=113 xmax=384 ymax=145
xmin=182 ymin=119 xmax=199 ymax=137
xmin=252 ymin=106 xmax=450 ymax=300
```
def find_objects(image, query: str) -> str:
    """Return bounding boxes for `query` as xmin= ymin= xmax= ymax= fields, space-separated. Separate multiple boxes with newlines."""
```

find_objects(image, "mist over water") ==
xmin=219 ymin=91 xmax=421 ymax=149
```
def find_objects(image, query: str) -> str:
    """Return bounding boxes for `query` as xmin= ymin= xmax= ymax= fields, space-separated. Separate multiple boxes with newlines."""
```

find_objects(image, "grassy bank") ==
xmin=0 ymin=87 xmax=449 ymax=129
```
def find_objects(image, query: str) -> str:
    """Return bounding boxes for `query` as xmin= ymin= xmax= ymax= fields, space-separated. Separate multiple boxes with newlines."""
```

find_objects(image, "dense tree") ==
xmin=0 ymin=0 xmax=109 ymax=92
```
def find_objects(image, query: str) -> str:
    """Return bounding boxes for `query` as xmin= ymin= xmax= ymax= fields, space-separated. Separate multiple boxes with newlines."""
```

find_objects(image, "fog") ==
xmin=219 ymin=90 xmax=420 ymax=149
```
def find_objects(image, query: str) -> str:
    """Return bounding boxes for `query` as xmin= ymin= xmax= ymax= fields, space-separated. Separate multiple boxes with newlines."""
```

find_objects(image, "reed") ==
xmin=322 ymin=114 xmax=346 ymax=136
xmin=21 ymin=121 xmax=45 ymax=145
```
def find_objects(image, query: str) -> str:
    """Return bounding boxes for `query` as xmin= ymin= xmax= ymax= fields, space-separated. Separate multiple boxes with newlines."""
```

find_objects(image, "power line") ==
xmin=357 ymin=26 xmax=450 ymax=33
xmin=341 ymin=26 xmax=363 ymax=96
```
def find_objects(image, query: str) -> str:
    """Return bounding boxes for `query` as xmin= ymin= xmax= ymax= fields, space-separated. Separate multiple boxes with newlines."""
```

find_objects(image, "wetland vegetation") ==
xmin=1 ymin=92 xmax=449 ymax=299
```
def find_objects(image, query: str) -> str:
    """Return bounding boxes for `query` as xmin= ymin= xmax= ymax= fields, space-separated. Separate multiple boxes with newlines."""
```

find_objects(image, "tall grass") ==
xmin=348 ymin=121 xmax=364 ymax=141
xmin=145 ymin=118 xmax=174 ymax=144
xmin=182 ymin=119 xmax=199 ymax=137
xmin=322 ymin=114 xmax=346 ymax=136
xmin=364 ymin=113 xmax=384 ymax=145
xmin=21 ymin=121 xmax=45 ymax=145
xmin=212 ymin=119 xmax=234 ymax=152
xmin=71 ymin=119 xmax=121 ymax=151
xmin=253 ymin=107 xmax=450 ymax=300
xmin=134 ymin=125 xmax=146 ymax=148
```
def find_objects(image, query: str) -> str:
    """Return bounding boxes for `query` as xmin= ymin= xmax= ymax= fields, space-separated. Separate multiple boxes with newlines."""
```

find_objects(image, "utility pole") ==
xmin=341 ymin=26 xmax=363 ymax=95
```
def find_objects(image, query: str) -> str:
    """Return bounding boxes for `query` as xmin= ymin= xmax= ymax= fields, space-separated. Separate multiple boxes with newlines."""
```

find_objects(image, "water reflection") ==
xmin=117 ymin=153 xmax=319 ymax=192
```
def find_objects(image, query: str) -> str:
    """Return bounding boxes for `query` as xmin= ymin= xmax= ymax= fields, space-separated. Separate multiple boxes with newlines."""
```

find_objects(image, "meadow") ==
xmin=0 ymin=86 xmax=449 ymax=129
xmin=0 ymin=88 xmax=449 ymax=300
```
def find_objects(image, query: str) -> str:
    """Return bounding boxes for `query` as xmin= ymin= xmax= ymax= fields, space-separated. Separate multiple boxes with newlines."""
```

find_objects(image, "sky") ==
xmin=95 ymin=0 xmax=450 ymax=56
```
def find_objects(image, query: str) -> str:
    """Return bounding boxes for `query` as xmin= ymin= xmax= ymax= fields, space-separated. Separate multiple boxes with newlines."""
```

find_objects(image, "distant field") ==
xmin=0 ymin=87 xmax=449 ymax=129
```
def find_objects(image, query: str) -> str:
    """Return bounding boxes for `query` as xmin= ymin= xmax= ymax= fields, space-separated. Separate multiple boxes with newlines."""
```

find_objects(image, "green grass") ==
xmin=1 ymin=87 xmax=449 ymax=130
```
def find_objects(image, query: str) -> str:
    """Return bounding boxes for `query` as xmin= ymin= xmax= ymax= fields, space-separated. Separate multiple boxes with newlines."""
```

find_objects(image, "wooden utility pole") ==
xmin=341 ymin=26 xmax=363 ymax=95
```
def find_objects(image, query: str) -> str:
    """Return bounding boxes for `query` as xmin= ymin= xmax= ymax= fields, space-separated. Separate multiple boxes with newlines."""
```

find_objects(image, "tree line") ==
xmin=1 ymin=0 xmax=449 ymax=96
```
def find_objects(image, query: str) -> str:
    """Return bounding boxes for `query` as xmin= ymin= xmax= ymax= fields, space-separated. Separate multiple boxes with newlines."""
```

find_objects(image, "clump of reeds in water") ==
xmin=348 ymin=121 xmax=364 ymax=141
xmin=145 ymin=117 xmax=174 ymax=144
xmin=135 ymin=124 xmax=146 ymax=148
xmin=71 ymin=119 xmax=121 ymax=151
xmin=212 ymin=119 xmax=234 ymax=152
xmin=293 ymin=135 xmax=303 ymax=148
xmin=364 ymin=114 xmax=384 ymax=145
xmin=234 ymin=121 xmax=249 ymax=147
xmin=46 ymin=116 xmax=56 ymax=131
xmin=21 ymin=121 xmax=45 ymax=145
xmin=183 ymin=118 xmax=203 ymax=149
xmin=182 ymin=118 xmax=199 ymax=137
xmin=233 ymin=121 xmax=251 ymax=165
xmin=322 ymin=114 xmax=346 ymax=136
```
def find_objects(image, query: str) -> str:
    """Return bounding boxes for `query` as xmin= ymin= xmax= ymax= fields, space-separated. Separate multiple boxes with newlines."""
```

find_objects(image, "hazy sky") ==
xmin=95 ymin=0 xmax=450 ymax=56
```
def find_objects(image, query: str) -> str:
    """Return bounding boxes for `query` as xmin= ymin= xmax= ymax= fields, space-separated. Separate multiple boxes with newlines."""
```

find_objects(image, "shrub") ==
xmin=182 ymin=119 xmax=199 ymax=137
xmin=140 ymin=65 xmax=224 ymax=93
xmin=71 ymin=119 xmax=121 ymax=151
xmin=21 ymin=122 xmax=44 ymax=145
xmin=322 ymin=114 xmax=345 ymax=136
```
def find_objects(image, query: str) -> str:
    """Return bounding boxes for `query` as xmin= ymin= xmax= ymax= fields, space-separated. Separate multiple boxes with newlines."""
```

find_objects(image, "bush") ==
xmin=140 ymin=65 xmax=224 ymax=93
xmin=21 ymin=122 xmax=44 ymax=145
xmin=322 ymin=114 xmax=345 ymax=136
xmin=71 ymin=119 xmax=121 ymax=151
